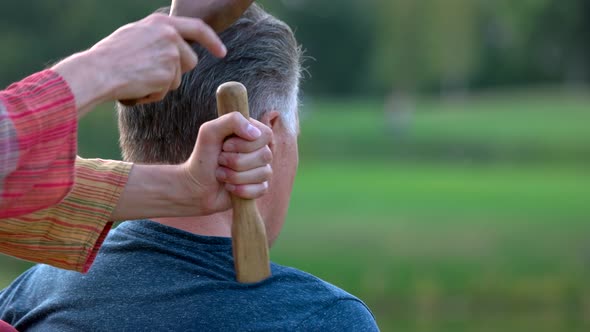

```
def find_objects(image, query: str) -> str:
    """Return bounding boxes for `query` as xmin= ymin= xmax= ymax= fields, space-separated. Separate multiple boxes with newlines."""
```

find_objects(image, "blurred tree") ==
xmin=1 ymin=0 xmax=588 ymax=96
xmin=369 ymin=0 xmax=480 ymax=136
xmin=370 ymin=0 xmax=479 ymax=97
xmin=473 ymin=0 xmax=554 ymax=87
xmin=0 ymin=0 xmax=164 ymax=88
xmin=259 ymin=0 xmax=375 ymax=97
xmin=529 ymin=0 xmax=590 ymax=84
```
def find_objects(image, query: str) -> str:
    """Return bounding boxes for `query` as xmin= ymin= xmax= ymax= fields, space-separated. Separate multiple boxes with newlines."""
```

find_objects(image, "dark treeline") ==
xmin=1 ymin=0 xmax=588 ymax=97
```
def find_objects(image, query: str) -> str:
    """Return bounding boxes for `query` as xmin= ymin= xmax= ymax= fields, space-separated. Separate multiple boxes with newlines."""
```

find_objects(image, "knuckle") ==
xmin=261 ymin=125 xmax=273 ymax=138
xmin=225 ymin=153 xmax=240 ymax=169
xmin=148 ymin=13 xmax=167 ymax=24
xmin=233 ymin=186 xmax=246 ymax=197
xmin=167 ymin=48 xmax=181 ymax=62
xmin=260 ymin=182 xmax=270 ymax=195
xmin=261 ymin=146 xmax=273 ymax=163
xmin=160 ymin=25 xmax=179 ymax=41
xmin=263 ymin=165 xmax=273 ymax=177
xmin=182 ymin=49 xmax=198 ymax=66
xmin=191 ymin=18 xmax=204 ymax=28
xmin=189 ymin=18 xmax=206 ymax=34
xmin=236 ymin=186 xmax=252 ymax=199
xmin=240 ymin=187 xmax=259 ymax=199
xmin=228 ymin=112 xmax=242 ymax=123
xmin=224 ymin=169 xmax=238 ymax=183
xmin=155 ymin=13 xmax=169 ymax=22
xmin=222 ymin=140 xmax=235 ymax=152
xmin=200 ymin=121 xmax=215 ymax=136
xmin=198 ymin=122 xmax=213 ymax=141
xmin=155 ymin=69 xmax=173 ymax=85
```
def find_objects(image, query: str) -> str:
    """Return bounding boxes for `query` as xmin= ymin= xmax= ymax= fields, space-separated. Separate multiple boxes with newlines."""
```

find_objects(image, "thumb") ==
xmin=200 ymin=112 xmax=261 ymax=147
xmin=192 ymin=113 xmax=261 ymax=166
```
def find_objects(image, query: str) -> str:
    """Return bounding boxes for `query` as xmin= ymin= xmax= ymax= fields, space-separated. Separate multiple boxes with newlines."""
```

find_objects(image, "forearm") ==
xmin=110 ymin=164 xmax=199 ymax=221
xmin=51 ymin=51 xmax=114 ymax=117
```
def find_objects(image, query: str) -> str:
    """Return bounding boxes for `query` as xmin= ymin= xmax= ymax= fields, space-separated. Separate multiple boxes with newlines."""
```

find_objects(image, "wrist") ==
xmin=110 ymin=164 xmax=201 ymax=221
xmin=162 ymin=164 xmax=205 ymax=217
xmin=52 ymin=50 xmax=112 ymax=115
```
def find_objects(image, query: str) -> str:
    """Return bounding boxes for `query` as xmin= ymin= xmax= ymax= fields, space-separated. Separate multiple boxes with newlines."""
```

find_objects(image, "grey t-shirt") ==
xmin=0 ymin=220 xmax=378 ymax=331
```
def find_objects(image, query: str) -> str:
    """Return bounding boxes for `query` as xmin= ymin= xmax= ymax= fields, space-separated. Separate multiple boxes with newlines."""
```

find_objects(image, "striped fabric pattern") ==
xmin=0 ymin=70 xmax=77 ymax=218
xmin=0 ymin=158 xmax=131 ymax=272
xmin=0 ymin=103 xmax=19 ymax=199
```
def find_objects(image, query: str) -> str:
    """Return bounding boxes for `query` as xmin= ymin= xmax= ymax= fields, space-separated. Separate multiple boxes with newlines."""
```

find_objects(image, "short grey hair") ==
xmin=118 ymin=4 xmax=302 ymax=164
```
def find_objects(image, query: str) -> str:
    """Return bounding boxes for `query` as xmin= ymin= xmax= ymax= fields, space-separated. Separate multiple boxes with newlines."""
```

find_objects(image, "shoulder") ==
xmin=270 ymin=264 xmax=379 ymax=331
xmin=295 ymin=298 xmax=379 ymax=331
xmin=271 ymin=264 xmax=357 ymax=298
xmin=0 ymin=266 xmax=46 ymax=323
xmin=0 ymin=264 xmax=80 ymax=306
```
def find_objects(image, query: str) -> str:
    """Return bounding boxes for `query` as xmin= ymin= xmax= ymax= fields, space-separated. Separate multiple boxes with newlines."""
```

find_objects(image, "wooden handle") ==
xmin=118 ymin=98 xmax=140 ymax=106
xmin=171 ymin=0 xmax=254 ymax=33
xmin=216 ymin=82 xmax=271 ymax=283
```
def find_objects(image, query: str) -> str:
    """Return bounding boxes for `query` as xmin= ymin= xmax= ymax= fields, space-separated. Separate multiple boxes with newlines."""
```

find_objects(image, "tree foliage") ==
xmin=370 ymin=0 xmax=479 ymax=94
xmin=1 ymin=0 xmax=588 ymax=96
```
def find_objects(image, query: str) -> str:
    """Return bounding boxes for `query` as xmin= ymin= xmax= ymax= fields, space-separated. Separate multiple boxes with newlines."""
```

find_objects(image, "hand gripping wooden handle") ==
xmin=216 ymin=82 xmax=271 ymax=283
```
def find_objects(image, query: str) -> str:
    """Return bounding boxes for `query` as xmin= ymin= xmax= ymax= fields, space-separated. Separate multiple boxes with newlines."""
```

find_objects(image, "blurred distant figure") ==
xmin=385 ymin=90 xmax=414 ymax=139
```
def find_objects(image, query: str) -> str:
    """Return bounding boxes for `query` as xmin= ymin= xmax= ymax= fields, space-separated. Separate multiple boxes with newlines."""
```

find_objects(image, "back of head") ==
xmin=118 ymin=4 xmax=302 ymax=164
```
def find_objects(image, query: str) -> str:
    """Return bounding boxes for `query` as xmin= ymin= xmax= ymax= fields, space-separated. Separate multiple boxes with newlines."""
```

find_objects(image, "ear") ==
xmin=260 ymin=111 xmax=281 ymax=151
xmin=260 ymin=111 xmax=281 ymax=130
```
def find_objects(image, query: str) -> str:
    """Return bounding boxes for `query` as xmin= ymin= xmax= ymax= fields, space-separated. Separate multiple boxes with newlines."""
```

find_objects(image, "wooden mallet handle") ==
xmin=216 ymin=82 xmax=271 ymax=283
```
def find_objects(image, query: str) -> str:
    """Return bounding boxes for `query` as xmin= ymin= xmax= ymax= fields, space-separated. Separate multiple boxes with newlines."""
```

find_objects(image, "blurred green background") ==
xmin=1 ymin=1 xmax=589 ymax=331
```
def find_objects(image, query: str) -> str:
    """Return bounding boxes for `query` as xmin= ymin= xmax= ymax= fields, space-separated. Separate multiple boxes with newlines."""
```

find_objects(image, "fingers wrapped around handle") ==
xmin=216 ymin=82 xmax=271 ymax=283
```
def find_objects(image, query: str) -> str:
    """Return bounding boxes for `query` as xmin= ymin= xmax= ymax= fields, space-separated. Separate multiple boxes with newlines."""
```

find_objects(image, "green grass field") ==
xmin=1 ymin=90 xmax=590 ymax=331
xmin=275 ymin=162 xmax=590 ymax=331
xmin=299 ymin=90 xmax=590 ymax=164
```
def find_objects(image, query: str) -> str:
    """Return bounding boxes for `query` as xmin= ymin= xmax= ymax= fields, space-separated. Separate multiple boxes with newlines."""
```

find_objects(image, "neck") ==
xmin=153 ymin=212 xmax=232 ymax=237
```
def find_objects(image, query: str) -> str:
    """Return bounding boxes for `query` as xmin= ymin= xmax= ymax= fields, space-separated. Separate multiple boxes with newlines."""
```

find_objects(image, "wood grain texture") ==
xmin=171 ymin=0 xmax=254 ymax=32
xmin=216 ymin=82 xmax=271 ymax=283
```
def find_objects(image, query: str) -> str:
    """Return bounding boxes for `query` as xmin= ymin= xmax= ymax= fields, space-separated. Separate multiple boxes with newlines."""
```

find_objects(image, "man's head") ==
xmin=118 ymin=4 xmax=302 ymax=242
